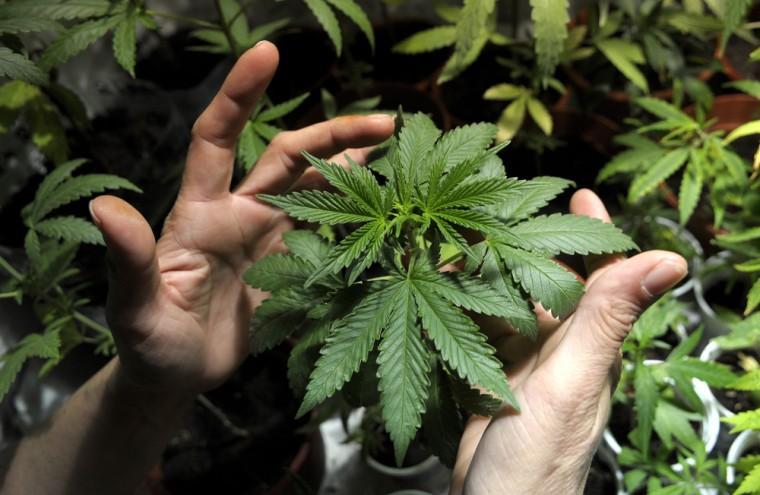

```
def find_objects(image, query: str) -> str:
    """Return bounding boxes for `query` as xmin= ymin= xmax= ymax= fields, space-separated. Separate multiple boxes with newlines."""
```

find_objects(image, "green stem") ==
xmin=437 ymin=252 xmax=464 ymax=269
xmin=73 ymin=311 xmax=111 ymax=337
xmin=146 ymin=9 xmax=218 ymax=29
xmin=214 ymin=0 xmax=242 ymax=58
xmin=0 ymin=290 xmax=20 ymax=300
xmin=0 ymin=254 xmax=22 ymax=280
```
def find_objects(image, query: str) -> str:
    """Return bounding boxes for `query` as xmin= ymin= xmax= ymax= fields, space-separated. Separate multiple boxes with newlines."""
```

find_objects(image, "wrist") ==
xmin=103 ymin=358 xmax=195 ymax=427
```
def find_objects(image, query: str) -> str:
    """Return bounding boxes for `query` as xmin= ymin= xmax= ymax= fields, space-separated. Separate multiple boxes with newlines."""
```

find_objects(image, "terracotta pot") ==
xmin=700 ymin=94 xmax=760 ymax=132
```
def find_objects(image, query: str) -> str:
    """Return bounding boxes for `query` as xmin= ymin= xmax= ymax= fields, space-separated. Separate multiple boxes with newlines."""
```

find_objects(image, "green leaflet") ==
xmin=411 ymin=279 xmax=517 ymax=409
xmin=298 ymin=284 xmax=397 ymax=416
xmin=502 ymin=213 xmax=638 ymax=255
xmin=0 ymin=330 xmax=61 ymax=402
xmin=258 ymin=190 xmax=376 ymax=225
xmin=495 ymin=244 xmax=584 ymax=319
xmin=39 ymin=16 xmax=122 ymax=71
xmin=487 ymin=176 xmax=573 ymax=223
xmin=530 ymin=0 xmax=569 ymax=80
xmin=394 ymin=26 xmax=456 ymax=54
xmin=480 ymin=247 xmax=537 ymax=337
xmin=243 ymin=253 xmax=314 ymax=292
xmin=377 ymin=283 xmax=431 ymax=465
xmin=628 ymin=148 xmax=690 ymax=202
xmin=0 ymin=47 xmax=47 ymax=85
xmin=422 ymin=362 xmax=463 ymax=468
xmin=112 ymin=9 xmax=137 ymax=76
xmin=596 ymin=38 xmax=648 ymax=92
xmin=633 ymin=364 xmax=658 ymax=456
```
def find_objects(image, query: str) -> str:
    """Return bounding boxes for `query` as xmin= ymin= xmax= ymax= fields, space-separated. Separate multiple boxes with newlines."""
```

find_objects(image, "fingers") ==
xmin=90 ymin=196 xmax=161 ymax=342
xmin=548 ymin=250 xmax=687 ymax=388
xmin=236 ymin=114 xmax=395 ymax=196
xmin=182 ymin=41 xmax=279 ymax=201
xmin=450 ymin=415 xmax=491 ymax=495
xmin=569 ymin=189 xmax=625 ymax=278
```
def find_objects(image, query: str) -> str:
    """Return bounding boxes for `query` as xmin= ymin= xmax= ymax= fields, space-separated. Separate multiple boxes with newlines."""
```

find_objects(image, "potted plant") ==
xmin=244 ymin=112 xmax=636 ymax=466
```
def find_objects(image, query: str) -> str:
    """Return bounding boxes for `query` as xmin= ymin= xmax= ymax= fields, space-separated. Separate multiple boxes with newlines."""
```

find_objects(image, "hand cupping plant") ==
xmin=244 ymin=113 xmax=636 ymax=465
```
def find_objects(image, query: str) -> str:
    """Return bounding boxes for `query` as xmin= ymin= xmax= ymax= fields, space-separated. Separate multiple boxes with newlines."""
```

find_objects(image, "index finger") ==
xmin=181 ymin=41 xmax=279 ymax=201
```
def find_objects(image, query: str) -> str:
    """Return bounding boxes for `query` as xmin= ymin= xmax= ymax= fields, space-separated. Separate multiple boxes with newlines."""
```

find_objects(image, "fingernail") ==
xmin=254 ymin=40 xmax=268 ymax=48
xmin=642 ymin=257 xmax=688 ymax=297
xmin=89 ymin=200 xmax=102 ymax=227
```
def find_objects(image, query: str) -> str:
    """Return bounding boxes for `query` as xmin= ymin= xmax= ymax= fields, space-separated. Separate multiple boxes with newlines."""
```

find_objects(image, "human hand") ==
xmin=450 ymin=189 xmax=688 ymax=495
xmin=89 ymin=42 xmax=394 ymax=399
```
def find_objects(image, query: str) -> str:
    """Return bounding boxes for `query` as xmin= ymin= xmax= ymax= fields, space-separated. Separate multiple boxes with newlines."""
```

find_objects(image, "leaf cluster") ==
xmin=0 ymin=158 xmax=140 ymax=403
xmin=245 ymin=112 xmax=635 ymax=464
xmin=598 ymin=97 xmax=755 ymax=227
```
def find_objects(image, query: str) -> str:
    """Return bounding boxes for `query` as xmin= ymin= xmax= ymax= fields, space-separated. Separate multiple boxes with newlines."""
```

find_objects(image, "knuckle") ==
xmin=587 ymin=296 xmax=642 ymax=346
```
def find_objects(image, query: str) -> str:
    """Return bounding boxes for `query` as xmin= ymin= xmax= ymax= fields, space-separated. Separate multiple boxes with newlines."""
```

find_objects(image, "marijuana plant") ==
xmin=244 ymin=113 xmax=636 ymax=464
xmin=0 ymin=159 xmax=140 ymax=402
xmin=597 ymin=97 xmax=754 ymax=227
xmin=724 ymin=365 xmax=760 ymax=494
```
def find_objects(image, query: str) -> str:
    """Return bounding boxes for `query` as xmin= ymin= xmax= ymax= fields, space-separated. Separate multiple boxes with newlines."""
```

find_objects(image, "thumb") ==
xmin=90 ymin=195 xmax=161 ymax=341
xmin=552 ymin=250 xmax=687 ymax=385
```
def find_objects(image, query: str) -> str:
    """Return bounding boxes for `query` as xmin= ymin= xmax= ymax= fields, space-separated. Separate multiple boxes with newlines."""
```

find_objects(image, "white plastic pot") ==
xmin=726 ymin=430 xmax=760 ymax=486
xmin=595 ymin=442 xmax=626 ymax=495
xmin=693 ymin=252 xmax=746 ymax=339
xmin=653 ymin=217 xmax=703 ymax=300
xmin=365 ymin=454 xmax=440 ymax=479
xmin=700 ymin=341 xmax=736 ymax=418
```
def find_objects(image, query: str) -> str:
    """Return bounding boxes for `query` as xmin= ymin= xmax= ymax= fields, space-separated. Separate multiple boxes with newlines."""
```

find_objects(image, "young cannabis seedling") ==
xmin=244 ymin=113 xmax=636 ymax=465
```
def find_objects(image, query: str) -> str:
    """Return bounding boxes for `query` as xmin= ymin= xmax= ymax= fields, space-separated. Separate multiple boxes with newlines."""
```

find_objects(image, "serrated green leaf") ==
xmin=449 ymin=373 xmax=503 ymax=416
xmin=298 ymin=285 xmax=396 ymax=416
xmin=248 ymin=18 xmax=290 ymax=46
xmin=0 ymin=0 xmax=114 ymax=21
xmin=0 ymin=17 xmax=62 ymax=34
xmin=39 ymin=17 xmax=120 ymax=71
xmin=306 ymin=153 xmax=385 ymax=215
xmin=530 ymin=0 xmax=569 ymax=79
xmin=282 ymin=230 xmax=331 ymax=266
xmin=653 ymin=400 xmax=700 ymax=449
xmin=730 ymin=369 xmax=760 ymax=392
xmin=715 ymin=313 xmax=760 ymax=350
xmin=398 ymin=112 xmax=441 ymax=187
xmin=720 ymin=0 xmax=752 ymax=52
xmin=438 ymin=0 xmax=495 ymax=83
xmin=429 ymin=123 xmax=497 ymax=173
xmin=628 ymin=148 xmax=690 ymax=202
xmin=303 ymin=0 xmax=342 ymax=55
xmin=422 ymin=362 xmax=462 ymax=468
xmin=24 ymin=229 xmax=42 ymax=272
xmin=496 ymin=244 xmax=583 ymax=319
xmin=32 ymin=173 xmax=141 ymax=222
xmin=598 ymin=147 xmax=666 ymax=184
xmin=112 ymin=10 xmax=137 ymax=77
xmin=526 ymin=97 xmax=552 ymax=135
xmin=666 ymin=357 xmax=736 ymax=388
xmin=433 ymin=208 xmax=505 ymax=235
xmin=307 ymin=219 xmax=387 ymax=285
xmin=0 ymin=330 xmax=61 ymax=402
xmin=237 ymin=121 xmax=266 ymax=169
xmin=432 ymin=217 xmax=475 ymax=260
xmin=411 ymin=280 xmax=517 ymax=409
xmin=736 ymin=462 xmax=760 ymax=495
xmin=257 ymin=92 xmax=309 ymax=122
xmin=413 ymin=264 xmax=522 ymax=319
xmin=432 ymin=177 xmax=518 ymax=210
xmin=634 ymin=364 xmax=658 ymax=456
xmin=377 ymin=283 xmax=430 ymax=465
xmin=480 ymin=247 xmax=537 ymax=337
xmin=502 ymin=213 xmax=637 ymax=256
xmin=250 ymin=289 xmax=314 ymax=355
xmin=34 ymin=216 xmax=103 ymax=244
xmin=726 ymin=409 xmax=760 ymax=433
xmin=393 ymin=26 xmax=456 ymax=54
xmin=0 ymin=47 xmax=47 ymax=85
xmin=488 ymin=176 xmax=573 ymax=223
xmin=678 ymin=151 xmax=703 ymax=225
xmin=258 ymin=190 xmax=376 ymax=225
xmin=244 ymin=253 xmax=314 ymax=291
xmin=635 ymin=97 xmax=694 ymax=124
xmin=325 ymin=0 xmax=374 ymax=50
xmin=596 ymin=38 xmax=648 ymax=92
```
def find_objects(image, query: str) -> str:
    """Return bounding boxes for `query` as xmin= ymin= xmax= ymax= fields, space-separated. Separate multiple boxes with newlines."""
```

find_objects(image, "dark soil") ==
xmin=704 ymin=278 xmax=753 ymax=315
xmin=160 ymin=347 xmax=311 ymax=495
xmin=370 ymin=431 xmax=431 ymax=470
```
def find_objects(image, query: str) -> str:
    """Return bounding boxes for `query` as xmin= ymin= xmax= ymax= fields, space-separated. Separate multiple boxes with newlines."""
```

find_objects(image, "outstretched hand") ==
xmin=89 ymin=41 xmax=394 ymax=397
xmin=450 ymin=189 xmax=688 ymax=495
